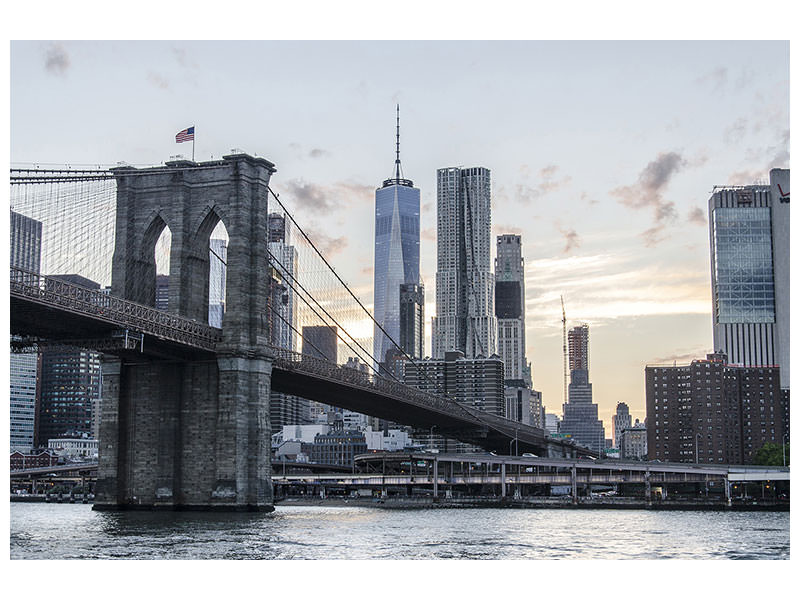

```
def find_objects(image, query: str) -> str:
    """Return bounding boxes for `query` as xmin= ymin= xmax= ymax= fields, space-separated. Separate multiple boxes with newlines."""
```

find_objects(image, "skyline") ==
xmin=8 ymin=40 xmax=790 ymax=427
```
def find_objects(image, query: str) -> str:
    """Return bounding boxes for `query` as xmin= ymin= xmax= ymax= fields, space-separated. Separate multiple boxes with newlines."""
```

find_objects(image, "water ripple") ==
xmin=9 ymin=503 xmax=789 ymax=560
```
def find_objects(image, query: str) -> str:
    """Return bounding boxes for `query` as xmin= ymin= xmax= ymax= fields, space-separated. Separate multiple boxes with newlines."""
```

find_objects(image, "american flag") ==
xmin=175 ymin=126 xmax=195 ymax=143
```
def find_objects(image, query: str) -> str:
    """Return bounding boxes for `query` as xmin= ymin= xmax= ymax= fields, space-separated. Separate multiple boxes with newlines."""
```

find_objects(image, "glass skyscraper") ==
xmin=10 ymin=211 xmax=42 ymax=452
xmin=708 ymin=168 xmax=789 ymax=391
xmin=373 ymin=107 xmax=421 ymax=367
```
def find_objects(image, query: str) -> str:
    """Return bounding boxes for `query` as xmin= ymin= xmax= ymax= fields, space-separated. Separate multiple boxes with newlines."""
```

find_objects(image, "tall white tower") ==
xmin=432 ymin=166 xmax=497 ymax=359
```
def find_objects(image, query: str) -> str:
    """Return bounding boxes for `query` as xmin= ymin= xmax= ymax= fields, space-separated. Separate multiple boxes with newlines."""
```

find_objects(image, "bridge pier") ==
xmin=94 ymin=355 xmax=274 ymax=511
xmin=92 ymin=153 xmax=278 ymax=512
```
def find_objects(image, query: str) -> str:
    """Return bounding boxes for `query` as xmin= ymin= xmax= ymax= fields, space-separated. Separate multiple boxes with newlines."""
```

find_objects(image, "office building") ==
xmin=495 ymin=234 xmax=530 ymax=384
xmin=373 ymin=106 xmax=421 ymax=367
xmin=11 ymin=210 xmax=42 ymax=273
xmin=708 ymin=169 xmax=789 ymax=392
xmin=208 ymin=238 xmax=227 ymax=327
xmin=613 ymin=402 xmax=632 ymax=448
xmin=544 ymin=412 xmax=561 ymax=436
xmin=155 ymin=274 xmax=169 ymax=311
xmin=619 ymin=419 xmax=647 ymax=460
xmin=432 ymin=166 xmax=497 ymax=359
xmin=310 ymin=420 xmax=368 ymax=466
xmin=399 ymin=283 xmax=425 ymax=359
xmin=267 ymin=212 xmax=298 ymax=352
xmin=404 ymin=350 xmax=504 ymax=416
xmin=302 ymin=325 xmax=338 ymax=363
xmin=559 ymin=324 xmax=606 ymax=453
xmin=10 ymin=211 xmax=42 ymax=452
xmin=646 ymin=352 xmax=786 ymax=464
xmin=504 ymin=380 xmax=542 ymax=428
xmin=37 ymin=346 xmax=101 ymax=446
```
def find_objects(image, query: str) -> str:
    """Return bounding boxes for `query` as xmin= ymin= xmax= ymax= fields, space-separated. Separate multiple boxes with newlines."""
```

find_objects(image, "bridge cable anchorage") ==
xmin=266 ymin=246 xmax=391 ymax=382
xmin=267 ymin=186 xmax=455 ymax=401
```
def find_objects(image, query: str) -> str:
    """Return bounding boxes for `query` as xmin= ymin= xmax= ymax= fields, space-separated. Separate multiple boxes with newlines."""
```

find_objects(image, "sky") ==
xmin=8 ymin=39 xmax=790 ymax=429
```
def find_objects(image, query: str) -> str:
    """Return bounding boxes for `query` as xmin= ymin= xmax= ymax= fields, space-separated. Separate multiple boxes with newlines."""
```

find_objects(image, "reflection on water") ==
xmin=10 ymin=503 xmax=789 ymax=560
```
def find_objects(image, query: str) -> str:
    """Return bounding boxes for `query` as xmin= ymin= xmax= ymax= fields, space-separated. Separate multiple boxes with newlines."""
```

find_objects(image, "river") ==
xmin=9 ymin=502 xmax=789 ymax=559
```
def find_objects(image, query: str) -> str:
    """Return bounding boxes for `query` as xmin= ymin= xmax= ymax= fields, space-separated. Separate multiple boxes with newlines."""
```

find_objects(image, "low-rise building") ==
xmin=47 ymin=438 xmax=98 ymax=459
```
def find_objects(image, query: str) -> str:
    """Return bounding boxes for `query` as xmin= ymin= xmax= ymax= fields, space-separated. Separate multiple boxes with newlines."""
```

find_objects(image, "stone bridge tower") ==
xmin=94 ymin=153 xmax=277 ymax=511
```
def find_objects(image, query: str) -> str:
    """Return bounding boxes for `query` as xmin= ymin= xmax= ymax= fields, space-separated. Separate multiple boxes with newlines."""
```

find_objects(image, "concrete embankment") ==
xmin=274 ymin=496 xmax=789 ymax=511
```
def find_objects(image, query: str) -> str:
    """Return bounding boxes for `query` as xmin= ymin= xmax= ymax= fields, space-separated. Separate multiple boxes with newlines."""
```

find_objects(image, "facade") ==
xmin=373 ymin=107 xmax=421 ymax=367
xmin=544 ymin=413 xmax=561 ymax=436
xmin=560 ymin=324 xmax=605 ymax=453
xmin=399 ymin=283 xmax=425 ymax=359
xmin=504 ymin=379 xmax=542 ymax=427
xmin=495 ymin=234 xmax=530 ymax=384
xmin=310 ymin=422 xmax=368 ymax=466
xmin=404 ymin=350 xmax=505 ymax=416
xmin=646 ymin=353 xmax=786 ymax=464
xmin=36 ymin=275 xmax=103 ymax=445
xmin=155 ymin=274 xmax=169 ymax=311
xmin=613 ymin=402 xmax=632 ymax=448
xmin=432 ymin=166 xmax=497 ymax=359
xmin=37 ymin=347 xmax=102 ymax=445
xmin=47 ymin=437 xmax=99 ymax=459
xmin=208 ymin=238 xmax=227 ymax=328
xmin=708 ymin=169 xmax=789 ymax=391
xmin=11 ymin=210 xmax=42 ymax=272
xmin=267 ymin=212 xmax=298 ymax=352
xmin=10 ymin=450 xmax=58 ymax=471
xmin=619 ymin=419 xmax=647 ymax=460
xmin=302 ymin=325 xmax=338 ymax=363
xmin=10 ymin=212 xmax=43 ymax=453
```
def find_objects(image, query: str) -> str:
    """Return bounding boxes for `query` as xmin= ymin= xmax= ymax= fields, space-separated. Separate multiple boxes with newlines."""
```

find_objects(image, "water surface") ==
xmin=10 ymin=503 xmax=789 ymax=559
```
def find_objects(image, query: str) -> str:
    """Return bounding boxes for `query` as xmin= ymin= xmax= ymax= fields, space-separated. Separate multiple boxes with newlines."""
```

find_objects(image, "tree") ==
xmin=752 ymin=442 xmax=789 ymax=466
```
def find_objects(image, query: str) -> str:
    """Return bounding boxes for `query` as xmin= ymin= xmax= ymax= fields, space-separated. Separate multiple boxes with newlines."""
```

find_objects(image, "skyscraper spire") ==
xmin=395 ymin=104 xmax=403 ymax=181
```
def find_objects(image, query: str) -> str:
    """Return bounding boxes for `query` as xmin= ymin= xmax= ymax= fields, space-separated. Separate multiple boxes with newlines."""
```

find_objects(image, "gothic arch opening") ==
xmin=208 ymin=221 xmax=228 ymax=327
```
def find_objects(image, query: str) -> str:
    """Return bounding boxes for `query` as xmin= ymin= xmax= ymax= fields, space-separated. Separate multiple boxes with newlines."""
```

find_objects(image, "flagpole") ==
xmin=192 ymin=128 xmax=195 ymax=162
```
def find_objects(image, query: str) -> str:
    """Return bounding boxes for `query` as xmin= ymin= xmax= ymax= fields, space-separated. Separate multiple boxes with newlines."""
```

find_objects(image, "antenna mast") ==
xmin=394 ymin=104 xmax=403 ymax=181
xmin=561 ymin=295 xmax=568 ymax=407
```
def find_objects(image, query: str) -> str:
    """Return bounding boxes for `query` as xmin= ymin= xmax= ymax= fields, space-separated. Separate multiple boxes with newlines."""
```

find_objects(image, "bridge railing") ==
xmin=10 ymin=267 xmax=222 ymax=351
xmin=267 ymin=346 xmax=479 ymax=423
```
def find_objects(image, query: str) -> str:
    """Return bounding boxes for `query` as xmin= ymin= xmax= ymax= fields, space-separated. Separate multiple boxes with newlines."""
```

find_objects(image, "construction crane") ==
xmin=561 ymin=295 xmax=567 ymax=407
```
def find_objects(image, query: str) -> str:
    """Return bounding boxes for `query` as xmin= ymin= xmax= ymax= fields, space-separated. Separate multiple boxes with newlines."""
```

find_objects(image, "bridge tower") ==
xmin=94 ymin=153 xmax=277 ymax=511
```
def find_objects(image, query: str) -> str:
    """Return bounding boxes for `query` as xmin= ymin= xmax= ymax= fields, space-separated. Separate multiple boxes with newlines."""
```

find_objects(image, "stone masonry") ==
xmin=94 ymin=153 xmax=277 ymax=511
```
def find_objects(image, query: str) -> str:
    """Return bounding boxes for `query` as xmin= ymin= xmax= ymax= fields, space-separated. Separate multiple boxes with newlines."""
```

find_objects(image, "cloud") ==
xmin=493 ymin=224 xmax=524 ymax=236
xmin=695 ymin=66 xmax=728 ymax=93
xmin=687 ymin=207 xmax=706 ymax=226
xmin=422 ymin=201 xmax=433 ymax=213
xmin=516 ymin=165 xmax=572 ymax=203
xmin=727 ymin=170 xmax=765 ymax=186
xmin=649 ymin=347 xmax=712 ymax=365
xmin=523 ymin=254 xmax=712 ymax=328
xmin=611 ymin=151 xmax=688 ymax=245
xmin=559 ymin=227 xmax=581 ymax=254
xmin=421 ymin=227 xmax=436 ymax=242
xmin=44 ymin=43 xmax=70 ymax=76
xmin=723 ymin=118 xmax=748 ymax=145
xmin=147 ymin=72 xmax=170 ymax=90
xmin=361 ymin=266 xmax=374 ymax=276
xmin=280 ymin=179 xmax=372 ymax=214
xmin=305 ymin=227 xmax=348 ymax=256
xmin=309 ymin=148 xmax=330 ymax=159
xmin=172 ymin=46 xmax=196 ymax=69
xmin=767 ymin=129 xmax=790 ymax=169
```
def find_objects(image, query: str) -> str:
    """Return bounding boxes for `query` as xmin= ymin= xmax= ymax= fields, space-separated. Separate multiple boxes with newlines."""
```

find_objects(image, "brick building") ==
xmin=646 ymin=353 xmax=786 ymax=464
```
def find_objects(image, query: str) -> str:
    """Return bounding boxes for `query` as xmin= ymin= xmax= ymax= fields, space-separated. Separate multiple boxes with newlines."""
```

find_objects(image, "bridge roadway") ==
xmin=274 ymin=453 xmax=791 ymax=503
xmin=10 ymin=267 xmax=587 ymax=458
